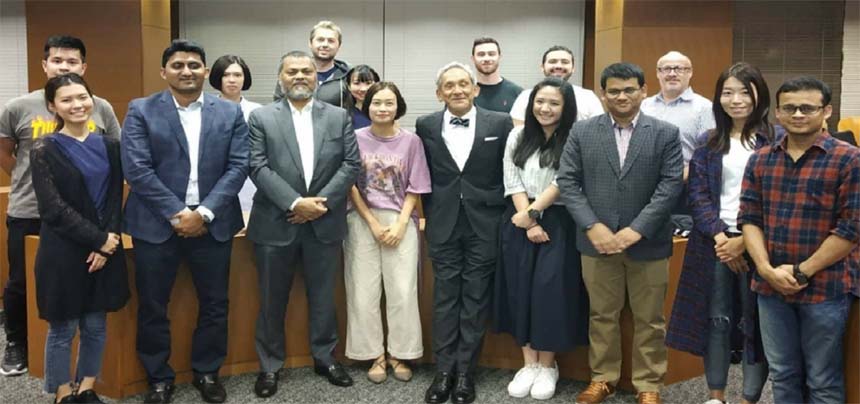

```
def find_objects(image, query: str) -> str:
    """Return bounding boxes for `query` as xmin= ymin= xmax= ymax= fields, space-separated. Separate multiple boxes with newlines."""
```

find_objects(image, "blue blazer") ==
xmin=121 ymin=90 xmax=249 ymax=243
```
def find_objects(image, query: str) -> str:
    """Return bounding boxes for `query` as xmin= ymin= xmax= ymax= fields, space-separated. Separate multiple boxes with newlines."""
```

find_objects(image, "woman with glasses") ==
xmin=667 ymin=62 xmax=773 ymax=404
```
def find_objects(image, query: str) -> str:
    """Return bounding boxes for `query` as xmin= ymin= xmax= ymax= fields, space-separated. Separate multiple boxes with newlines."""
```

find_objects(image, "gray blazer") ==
xmin=245 ymin=99 xmax=360 ymax=246
xmin=556 ymin=113 xmax=683 ymax=260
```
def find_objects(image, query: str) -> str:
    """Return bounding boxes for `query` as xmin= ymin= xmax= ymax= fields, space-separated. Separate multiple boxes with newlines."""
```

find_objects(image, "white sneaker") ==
xmin=507 ymin=363 xmax=540 ymax=398
xmin=703 ymin=400 xmax=726 ymax=404
xmin=530 ymin=362 xmax=559 ymax=400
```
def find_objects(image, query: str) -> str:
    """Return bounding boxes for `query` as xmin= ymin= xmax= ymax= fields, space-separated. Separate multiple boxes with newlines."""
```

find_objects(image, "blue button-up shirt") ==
xmin=641 ymin=87 xmax=715 ymax=164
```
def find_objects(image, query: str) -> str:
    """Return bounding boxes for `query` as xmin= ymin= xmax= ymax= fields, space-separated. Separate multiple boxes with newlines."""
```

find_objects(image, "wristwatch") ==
xmin=792 ymin=263 xmax=809 ymax=285
xmin=527 ymin=208 xmax=541 ymax=219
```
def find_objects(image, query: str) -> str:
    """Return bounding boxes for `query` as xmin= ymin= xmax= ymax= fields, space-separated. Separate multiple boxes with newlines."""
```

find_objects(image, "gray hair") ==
xmin=277 ymin=50 xmax=315 ymax=74
xmin=435 ymin=62 xmax=476 ymax=87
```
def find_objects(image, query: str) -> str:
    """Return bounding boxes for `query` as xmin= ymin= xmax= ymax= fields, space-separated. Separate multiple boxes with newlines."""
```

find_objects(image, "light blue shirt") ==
xmin=640 ymin=87 xmax=715 ymax=164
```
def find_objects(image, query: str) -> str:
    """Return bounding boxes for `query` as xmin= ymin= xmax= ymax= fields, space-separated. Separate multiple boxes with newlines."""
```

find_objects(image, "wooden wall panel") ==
xmin=25 ymin=0 xmax=144 ymax=121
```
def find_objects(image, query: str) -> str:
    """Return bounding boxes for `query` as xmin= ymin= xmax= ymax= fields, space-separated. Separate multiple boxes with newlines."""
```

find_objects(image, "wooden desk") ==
xmin=26 ymin=236 xmax=706 ymax=398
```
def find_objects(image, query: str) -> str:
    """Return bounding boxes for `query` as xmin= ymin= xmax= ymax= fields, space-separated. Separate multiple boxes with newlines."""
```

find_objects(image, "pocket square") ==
xmin=484 ymin=137 xmax=499 ymax=142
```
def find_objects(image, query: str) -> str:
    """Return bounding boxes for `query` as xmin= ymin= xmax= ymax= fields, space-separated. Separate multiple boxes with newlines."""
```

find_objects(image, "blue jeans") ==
xmin=704 ymin=262 xmax=768 ymax=402
xmin=758 ymin=293 xmax=851 ymax=404
xmin=44 ymin=311 xmax=106 ymax=393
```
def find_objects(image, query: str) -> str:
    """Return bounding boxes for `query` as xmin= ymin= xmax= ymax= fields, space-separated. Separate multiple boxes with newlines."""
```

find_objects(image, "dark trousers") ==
xmin=133 ymin=233 xmax=232 ymax=383
xmin=254 ymin=226 xmax=340 ymax=373
xmin=428 ymin=207 xmax=497 ymax=374
xmin=3 ymin=216 xmax=41 ymax=345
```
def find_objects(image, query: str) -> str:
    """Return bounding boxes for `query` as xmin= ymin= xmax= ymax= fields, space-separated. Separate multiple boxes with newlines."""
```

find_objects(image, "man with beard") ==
xmin=122 ymin=39 xmax=249 ymax=403
xmin=471 ymin=37 xmax=522 ymax=113
xmin=510 ymin=45 xmax=604 ymax=126
xmin=247 ymin=51 xmax=360 ymax=398
xmin=273 ymin=20 xmax=350 ymax=107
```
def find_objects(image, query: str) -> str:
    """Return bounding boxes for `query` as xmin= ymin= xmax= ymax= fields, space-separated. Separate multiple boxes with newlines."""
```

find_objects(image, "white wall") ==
xmin=0 ymin=0 xmax=28 ymax=104
xmin=179 ymin=0 xmax=586 ymax=128
xmin=841 ymin=0 xmax=859 ymax=118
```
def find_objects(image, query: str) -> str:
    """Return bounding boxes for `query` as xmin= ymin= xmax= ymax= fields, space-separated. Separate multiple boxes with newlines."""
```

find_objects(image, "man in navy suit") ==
xmin=121 ymin=39 xmax=248 ymax=404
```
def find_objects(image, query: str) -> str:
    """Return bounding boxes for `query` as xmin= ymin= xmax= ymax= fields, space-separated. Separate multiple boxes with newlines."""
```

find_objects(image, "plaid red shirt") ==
xmin=738 ymin=132 xmax=860 ymax=303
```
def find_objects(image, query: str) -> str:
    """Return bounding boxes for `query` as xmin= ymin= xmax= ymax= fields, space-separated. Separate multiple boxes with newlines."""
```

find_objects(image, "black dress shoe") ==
xmin=193 ymin=374 xmax=227 ymax=403
xmin=52 ymin=394 xmax=76 ymax=404
xmin=254 ymin=371 xmax=279 ymax=398
xmin=314 ymin=362 xmax=353 ymax=387
xmin=423 ymin=371 xmax=453 ymax=403
xmin=75 ymin=389 xmax=104 ymax=403
xmin=143 ymin=382 xmax=175 ymax=404
xmin=451 ymin=372 xmax=476 ymax=404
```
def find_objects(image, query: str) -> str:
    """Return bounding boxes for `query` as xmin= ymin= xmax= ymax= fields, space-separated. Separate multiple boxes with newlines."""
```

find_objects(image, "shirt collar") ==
xmin=171 ymin=92 xmax=204 ymax=110
xmin=773 ymin=129 xmax=833 ymax=154
xmin=609 ymin=111 xmax=640 ymax=130
xmin=444 ymin=106 xmax=477 ymax=123
xmin=657 ymin=87 xmax=695 ymax=104
xmin=287 ymin=98 xmax=314 ymax=114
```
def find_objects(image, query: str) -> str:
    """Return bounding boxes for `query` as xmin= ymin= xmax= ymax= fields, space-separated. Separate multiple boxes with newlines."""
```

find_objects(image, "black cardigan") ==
xmin=30 ymin=134 xmax=129 ymax=321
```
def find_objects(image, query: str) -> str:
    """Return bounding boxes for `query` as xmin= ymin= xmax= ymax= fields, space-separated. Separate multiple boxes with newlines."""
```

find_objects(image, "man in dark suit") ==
xmin=556 ymin=63 xmax=682 ymax=404
xmin=417 ymin=62 xmax=513 ymax=404
xmin=246 ymin=50 xmax=359 ymax=397
xmin=121 ymin=40 xmax=248 ymax=404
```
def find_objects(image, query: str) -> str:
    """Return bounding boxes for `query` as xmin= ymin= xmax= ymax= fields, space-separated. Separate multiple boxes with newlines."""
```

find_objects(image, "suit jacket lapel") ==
xmin=619 ymin=116 xmax=651 ymax=179
xmin=274 ymin=100 xmax=307 ymax=189
xmin=461 ymin=108 xmax=486 ymax=172
xmin=598 ymin=115 xmax=622 ymax=177
xmin=198 ymin=94 xmax=215 ymax=162
xmin=160 ymin=91 xmax=189 ymax=157
xmin=311 ymin=100 xmax=325 ymax=183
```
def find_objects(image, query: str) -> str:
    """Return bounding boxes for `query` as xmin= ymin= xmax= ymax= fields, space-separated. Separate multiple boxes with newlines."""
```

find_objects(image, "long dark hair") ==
xmin=512 ymin=77 xmax=577 ymax=169
xmin=44 ymin=73 xmax=93 ymax=132
xmin=343 ymin=64 xmax=380 ymax=113
xmin=706 ymin=62 xmax=772 ymax=154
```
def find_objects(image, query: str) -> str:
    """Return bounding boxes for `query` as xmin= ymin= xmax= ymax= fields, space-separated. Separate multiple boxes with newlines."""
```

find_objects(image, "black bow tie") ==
xmin=449 ymin=116 xmax=470 ymax=128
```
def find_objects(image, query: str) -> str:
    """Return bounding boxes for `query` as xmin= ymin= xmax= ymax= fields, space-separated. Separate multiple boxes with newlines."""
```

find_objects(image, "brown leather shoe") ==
xmin=637 ymin=391 xmax=661 ymax=404
xmin=576 ymin=381 xmax=616 ymax=404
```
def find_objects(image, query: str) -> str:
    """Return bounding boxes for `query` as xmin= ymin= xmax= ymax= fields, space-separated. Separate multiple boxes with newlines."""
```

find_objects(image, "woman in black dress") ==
xmin=31 ymin=73 xmax=128 ymax=403
xmin=494 ymin=77 xmax=589 ymax=400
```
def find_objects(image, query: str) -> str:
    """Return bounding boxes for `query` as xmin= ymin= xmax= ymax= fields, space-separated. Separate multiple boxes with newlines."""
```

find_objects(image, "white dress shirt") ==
xmin=172 ymin=93 xmax=213 ymax=221
xmin=288 ymin=100 xmax=315 ymax=210
xmin=502 ymin=127 xmax=562 ymax=204
xmin=442 ymin=106 xmax=477 ymax=171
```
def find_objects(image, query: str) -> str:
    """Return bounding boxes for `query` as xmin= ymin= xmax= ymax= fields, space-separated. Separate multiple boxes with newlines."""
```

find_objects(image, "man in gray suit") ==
xmin=556 ymin=63 xmax=682 ymax=404
xmin=246 ymin=51 xmax=360 ymax=397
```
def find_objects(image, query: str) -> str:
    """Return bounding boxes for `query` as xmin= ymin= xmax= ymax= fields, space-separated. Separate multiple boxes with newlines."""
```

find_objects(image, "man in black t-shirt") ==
xmin=471 ymin=37 xmax=523 ymax=114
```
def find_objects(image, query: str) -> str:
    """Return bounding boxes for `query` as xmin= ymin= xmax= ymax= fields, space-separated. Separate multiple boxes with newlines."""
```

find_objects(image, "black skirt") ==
xmin=492 ymin=204 xmax=589 ymax=352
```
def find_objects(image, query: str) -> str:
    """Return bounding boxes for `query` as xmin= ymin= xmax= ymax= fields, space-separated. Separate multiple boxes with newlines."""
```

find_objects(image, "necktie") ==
xmin=449 ymin=116 xmax=470 ymax=128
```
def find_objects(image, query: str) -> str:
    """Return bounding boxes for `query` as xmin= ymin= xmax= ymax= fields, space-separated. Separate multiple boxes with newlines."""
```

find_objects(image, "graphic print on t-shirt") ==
xmin=29 ymin=115 xmax=98 ymax=138
xmin=361 ymin=152 xmax=405 ymax=198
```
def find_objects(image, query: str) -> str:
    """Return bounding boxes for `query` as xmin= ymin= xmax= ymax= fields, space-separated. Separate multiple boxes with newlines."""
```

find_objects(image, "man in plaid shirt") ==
xmin=739 ymin=76 xmax=859 ymax=404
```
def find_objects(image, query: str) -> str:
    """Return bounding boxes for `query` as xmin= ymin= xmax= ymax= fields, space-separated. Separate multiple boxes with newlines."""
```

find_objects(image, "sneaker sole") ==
xmin=0 ymin=367 xmax=27 ymax=377
xmin=531 ymin=389 xmax=556 ymax=400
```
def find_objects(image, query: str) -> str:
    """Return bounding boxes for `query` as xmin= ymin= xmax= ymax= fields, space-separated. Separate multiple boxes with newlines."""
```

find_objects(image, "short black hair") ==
xmin=600 ymin=62 xmax=645 ymax=90
xmin=161 ymin=39 xmax=206 ymax=67
xmin=43 ymin=35 xmax=86 ymax=62
xmin=472 ymin=37 xmax=500 ymax=55
xmin=361 ymin=81 xmax=408 ymax=121
xmin=209 ymin=55 xmax=252 ymax=91
xmin=775 ymin=76 xmax=832 ymax=106
xmin=541 ymin=45 xmax=573 ymax=65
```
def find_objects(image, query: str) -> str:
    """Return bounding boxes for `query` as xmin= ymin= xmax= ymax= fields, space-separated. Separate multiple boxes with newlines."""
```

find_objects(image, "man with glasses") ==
xmin=557 ymin=63 xmax=683 ymax=404
xmin=739 ymin=76 xmax=859 ymax=404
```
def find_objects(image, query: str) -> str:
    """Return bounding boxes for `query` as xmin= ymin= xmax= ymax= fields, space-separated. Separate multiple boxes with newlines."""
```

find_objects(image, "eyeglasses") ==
xmin=777 ymin=104 xmax=824 ymax=115
xmin=657 ymin=66 xmax=692 ymax=74
xmin=605 ymin=87 xmax=641 ymax=98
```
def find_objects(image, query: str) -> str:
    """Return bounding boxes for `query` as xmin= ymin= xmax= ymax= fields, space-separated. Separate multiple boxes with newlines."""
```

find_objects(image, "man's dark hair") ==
xmin=278 ymin=50 xmax=315 ymax=74
xmin=161 ymin=39 xmax=206 ymax=67
xmin=209 ymin=55 xmax=252 ymax=91
xmin=541 ymin=45 xmax=573 ymax=65
xmin=43 ymin=35 xmax=86 ymax=62
xmin=472 ymin=37 xmax=501 ymax=55
xmin=775 ymin=76 xmax=832 ymax=106
xmin=600 ymin=62 xmax=645 ymax=90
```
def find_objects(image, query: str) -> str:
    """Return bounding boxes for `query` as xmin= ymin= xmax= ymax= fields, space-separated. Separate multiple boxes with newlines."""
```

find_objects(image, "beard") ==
xmin=477 ymin=63 xmax=498 ymax=75
xmin=286 ymin=84 xmax=314 ymax=101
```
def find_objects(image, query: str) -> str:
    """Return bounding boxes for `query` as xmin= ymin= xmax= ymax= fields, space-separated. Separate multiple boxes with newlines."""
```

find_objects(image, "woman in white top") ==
xmin=493 ymin=77 xmax=589 ymax=400
xmin=209 ymin=55 xmax=261 ymax=214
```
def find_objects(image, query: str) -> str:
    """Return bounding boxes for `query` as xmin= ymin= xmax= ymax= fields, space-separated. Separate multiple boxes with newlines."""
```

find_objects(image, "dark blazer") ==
xmin=557 ymin=113 xmax=683 ymax=260
xmin=831 ymin=129 xmax=858 ymax=146
xmin=415 ymin=107 xmax=514 ymax=244
xmin=667 ymin=130 xmax=771 ymax=361
xmin=30 ymin=135 xmax=129 ymax=321
xmin=246 ymin=99 xmax=360 ymax=246
xmin=121 ymin=90 xmax=249 ymax=243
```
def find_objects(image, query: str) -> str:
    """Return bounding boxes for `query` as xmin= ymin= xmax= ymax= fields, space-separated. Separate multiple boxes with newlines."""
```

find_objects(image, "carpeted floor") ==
xmin=0 ymin=325 xmax=774 ymax=404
